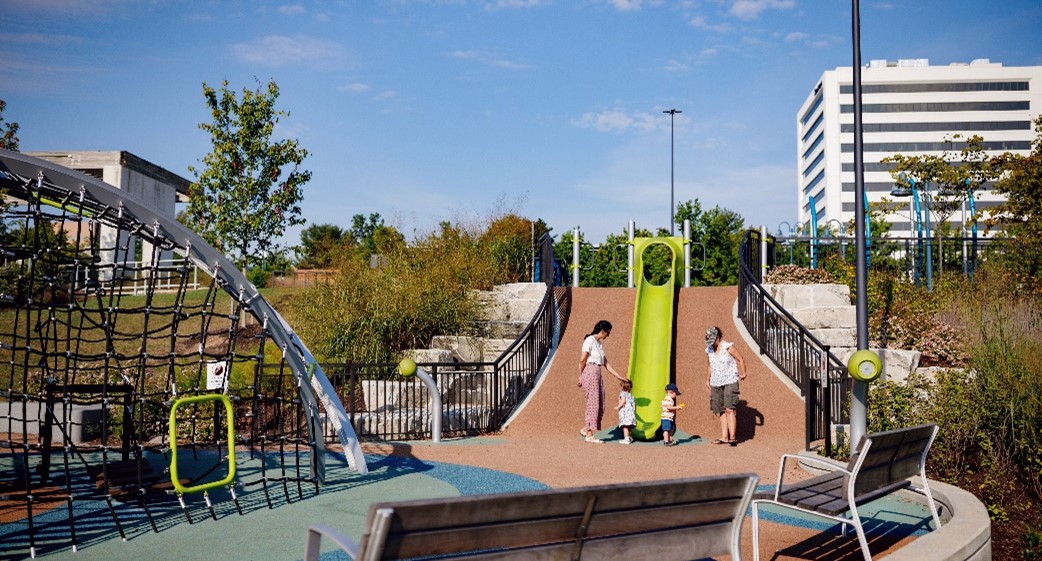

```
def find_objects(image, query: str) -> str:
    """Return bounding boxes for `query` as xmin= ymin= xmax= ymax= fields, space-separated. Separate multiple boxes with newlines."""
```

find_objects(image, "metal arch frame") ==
xmin=0 ymin=149 xmax=368 ymax=477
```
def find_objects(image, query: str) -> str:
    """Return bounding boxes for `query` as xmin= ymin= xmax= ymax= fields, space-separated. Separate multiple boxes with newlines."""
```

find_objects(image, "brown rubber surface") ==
xmin=365 ymin=287 xmax=917 ymax=560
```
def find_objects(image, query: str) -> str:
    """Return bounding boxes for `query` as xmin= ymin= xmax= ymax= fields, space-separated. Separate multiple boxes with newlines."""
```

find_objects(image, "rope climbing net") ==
xmin=0 ymin=150 xmax=365 ymax=558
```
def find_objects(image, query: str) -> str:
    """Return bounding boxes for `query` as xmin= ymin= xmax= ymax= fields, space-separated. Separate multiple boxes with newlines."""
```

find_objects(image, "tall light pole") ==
xmin=664 ymin=109 xmax=682 ymax=236
xmin=850 ymin=0 xmax=868 ymax=450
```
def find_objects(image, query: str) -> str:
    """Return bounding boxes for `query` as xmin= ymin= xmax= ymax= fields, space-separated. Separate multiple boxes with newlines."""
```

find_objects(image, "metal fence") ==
xmin=738 ymin=229 xmax=850 ymax=455
xmin=771 ymin=233 xmax=1009 ymax=285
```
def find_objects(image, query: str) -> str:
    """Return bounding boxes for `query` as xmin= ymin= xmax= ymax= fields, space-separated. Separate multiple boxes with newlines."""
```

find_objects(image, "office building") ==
xmin=796 ymin=59 xmax=1042 ymax=237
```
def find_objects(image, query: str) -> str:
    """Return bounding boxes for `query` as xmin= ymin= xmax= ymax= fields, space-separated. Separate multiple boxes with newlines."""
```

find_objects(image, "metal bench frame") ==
xmin=751 ymin=423 xmax=942 ymax=561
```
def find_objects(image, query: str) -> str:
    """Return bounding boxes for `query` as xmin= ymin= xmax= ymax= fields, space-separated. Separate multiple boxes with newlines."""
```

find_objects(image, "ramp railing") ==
xmin=738 ymin=229 xmax=850 ymax=455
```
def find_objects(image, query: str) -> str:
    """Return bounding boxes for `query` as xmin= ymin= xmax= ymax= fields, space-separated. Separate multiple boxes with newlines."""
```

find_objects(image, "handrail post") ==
xmin=414 ymin=367 xmax=442 ymax=443
xmin=683 ymin=219 xmax=691 ymax=288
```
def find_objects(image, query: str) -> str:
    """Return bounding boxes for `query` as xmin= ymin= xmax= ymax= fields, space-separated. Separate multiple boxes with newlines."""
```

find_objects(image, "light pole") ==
xmin=664 ymin=108 xmax=682 ymax=236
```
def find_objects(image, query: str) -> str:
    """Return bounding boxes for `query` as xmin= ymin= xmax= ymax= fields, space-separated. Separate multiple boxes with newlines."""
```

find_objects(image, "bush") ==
xmin=763 ymin=264 xmax=836 ymax=284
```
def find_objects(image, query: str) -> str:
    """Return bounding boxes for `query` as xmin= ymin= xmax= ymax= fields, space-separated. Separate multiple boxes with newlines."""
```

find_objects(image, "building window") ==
xmin=801 ymin=94 xmax=823 ymax=125
xmin=841 ymin=120 xmax=1030 ymax=133
xmin=803 ymin=151 xmax=825 ymax=177
xmin=839 ymin=81 xmax=1029 ymax=94
xmin=842 ymin=162 xmax=895 ymax=172
xmin=841 ymin=101 xmax=1030 ymax=113
xmin=803 ymin=170 xmax=825 ymax=193
xmin=842 ymin=140 xmax=1031 ymax=152
xmin=802 ymin=132 xmax=825 ymax=160
xmin=802 ymin=113 xmax=824 ymax=142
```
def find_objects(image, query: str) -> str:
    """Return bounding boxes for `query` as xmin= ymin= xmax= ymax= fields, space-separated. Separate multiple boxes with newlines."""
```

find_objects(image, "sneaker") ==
xmin=585 ymin=436 xmax=604 ymax=443
xmin=619 ymin=437 xmax=632 ymax=445
xmin=579 ymin=428 xmax=588 ymax=438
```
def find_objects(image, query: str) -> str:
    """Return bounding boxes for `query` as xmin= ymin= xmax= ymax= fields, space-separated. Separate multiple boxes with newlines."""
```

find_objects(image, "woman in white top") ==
xmin=578 ymin=320 xmax=627 ymax=443
xmin=704 ymin=325 xmax=747 ymax=446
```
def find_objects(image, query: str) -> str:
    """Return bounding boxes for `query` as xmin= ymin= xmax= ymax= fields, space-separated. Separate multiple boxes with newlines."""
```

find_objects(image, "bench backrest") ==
xmin=848 ymin=423 xmax=938 ymax=500
xmin=358 ymin=472 xmax=759 ymax=561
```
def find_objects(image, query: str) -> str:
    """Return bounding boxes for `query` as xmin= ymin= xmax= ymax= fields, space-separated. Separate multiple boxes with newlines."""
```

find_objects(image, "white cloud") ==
xmin=372 ymin=90 xmax=398 ymax=101
xmin=448 ymin=50 xmax=530 ymax=69
xmin=231 ymin=35 xmax=348 ymax=67
xmin=277 ymin=4 xmax=305 ymax=15
xmin=337 ymin=83 xmax=371 ymax=93
xmin=688 ymin=15 xmax=734 ymax=33
xmin=484 ymin=0 xmax=546 ymax=8
xmin=729 ymin=0 xmax=795 ymax=20
xmin=572 ymin=110 xmax=667 ymax=134
xmin=664 ymin=59 xmax=691 ymax=73
xmin=785 ymin=31 xmax=808 ymax=42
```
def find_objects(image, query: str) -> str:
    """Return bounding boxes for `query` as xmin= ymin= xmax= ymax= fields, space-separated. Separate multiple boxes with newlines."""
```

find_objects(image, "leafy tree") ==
xmin=184 ymin=80 xmax=310 ymax=270
xmin=988 ymin=115 xmax=1042 ymax=292
xmin=677 ymin=199 xmax=745 ymax=286
xmin=882 ymin=134 xmax=997 ymax=278
xmin=0 ymin=99 xmax=18 ymax=151
xmin=480 ymin=214 xmax=550 ymax=283
xmin=552 ymin=228 xmax=633 ymax=287
xmin=296 ymin=223 xmax=345 ymax=269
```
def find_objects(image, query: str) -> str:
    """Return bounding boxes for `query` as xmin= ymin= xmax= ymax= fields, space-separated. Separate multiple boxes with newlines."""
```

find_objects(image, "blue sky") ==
xmin=2 ymin=1 xmax=1040 ymax=245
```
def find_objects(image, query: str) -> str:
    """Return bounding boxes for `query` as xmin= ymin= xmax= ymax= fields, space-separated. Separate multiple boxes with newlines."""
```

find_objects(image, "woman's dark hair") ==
xmin=586 ymin=320 xmax=613 ymax=339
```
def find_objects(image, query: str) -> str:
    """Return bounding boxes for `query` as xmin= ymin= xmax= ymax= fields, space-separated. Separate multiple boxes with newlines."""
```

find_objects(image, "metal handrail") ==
xmin=737 ymin=229 xmax=850 ymax=455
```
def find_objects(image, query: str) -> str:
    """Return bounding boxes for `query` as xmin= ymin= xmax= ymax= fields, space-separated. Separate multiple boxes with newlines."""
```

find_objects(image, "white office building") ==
xmin=796 ymin=59 xmax=1042 ymax=237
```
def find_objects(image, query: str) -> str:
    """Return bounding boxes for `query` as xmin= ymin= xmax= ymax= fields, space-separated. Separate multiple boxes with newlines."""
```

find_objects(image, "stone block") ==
xmin=405 ymin=348 xmax=454 ymax=364
xmin=360 ymin=379 xmax=432 ymax=413
xmin=792 ymin=306 xmax=857 ymax=329
xmin=0 ymin=399 xmax=104 ymax=443
xmin=836 ymin=347 xmax=922 ymax=382
xmin=809 ymin=327 xmax=857 ymax=348
xmin=764 ymin=283 xmax=851 ymax=310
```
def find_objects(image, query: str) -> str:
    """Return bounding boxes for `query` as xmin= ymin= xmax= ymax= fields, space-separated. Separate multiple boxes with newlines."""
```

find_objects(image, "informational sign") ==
xmin=206 ymin=360 xmax=230 ymax=391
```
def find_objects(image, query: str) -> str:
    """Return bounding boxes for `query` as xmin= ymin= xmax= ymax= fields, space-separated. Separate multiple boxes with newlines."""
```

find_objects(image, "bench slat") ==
xmin=371 ymin=475 xmax=754 ymax=532
xmin=379 ymin=522 xmax=735 ymax=561
xmin=381 ymin=497 xmax=746 ymax=559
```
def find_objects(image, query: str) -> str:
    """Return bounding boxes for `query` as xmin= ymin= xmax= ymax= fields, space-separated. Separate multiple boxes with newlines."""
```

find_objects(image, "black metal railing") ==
xmin=738 ymin=229 xmax=850 ymax=455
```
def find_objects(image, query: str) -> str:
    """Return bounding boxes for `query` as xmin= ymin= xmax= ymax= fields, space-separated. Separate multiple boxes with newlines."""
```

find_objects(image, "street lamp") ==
xmin=664 ymin=108 xmax=682 ymax=236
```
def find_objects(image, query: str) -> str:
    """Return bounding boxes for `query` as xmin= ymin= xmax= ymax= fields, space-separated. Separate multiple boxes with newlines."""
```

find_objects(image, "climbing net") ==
xmin=0 ymin=150 xmax=364 ymax=558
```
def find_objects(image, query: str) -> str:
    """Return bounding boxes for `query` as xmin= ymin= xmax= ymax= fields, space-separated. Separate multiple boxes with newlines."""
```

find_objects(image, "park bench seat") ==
xmin=305 ymin=472 xmax=759 ymax=561
xmin=751 ymin=423 xmax=941 ymax=561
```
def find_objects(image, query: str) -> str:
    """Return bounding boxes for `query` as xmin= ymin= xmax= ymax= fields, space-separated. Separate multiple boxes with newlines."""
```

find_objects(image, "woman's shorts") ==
xmin=710 ymin=382 xmax=740 ymax=415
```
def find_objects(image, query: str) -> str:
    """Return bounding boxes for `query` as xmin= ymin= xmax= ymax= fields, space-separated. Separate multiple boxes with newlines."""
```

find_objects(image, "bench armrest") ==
xmin=305 ymin=524 xmax=361 ymax=561
xmin=771 ymin=453 xmax=853 ymax=500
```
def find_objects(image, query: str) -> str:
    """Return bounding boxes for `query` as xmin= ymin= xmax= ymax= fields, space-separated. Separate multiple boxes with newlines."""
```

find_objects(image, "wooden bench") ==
xmin=751 ymin=423 xmax=942 ymax=561
xmin=305 ymin=472 xmax=759 ymax=561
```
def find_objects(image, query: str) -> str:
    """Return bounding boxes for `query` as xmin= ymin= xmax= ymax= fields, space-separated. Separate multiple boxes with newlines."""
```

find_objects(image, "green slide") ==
xmin=627 ymin=237 xmax=685 ymax=441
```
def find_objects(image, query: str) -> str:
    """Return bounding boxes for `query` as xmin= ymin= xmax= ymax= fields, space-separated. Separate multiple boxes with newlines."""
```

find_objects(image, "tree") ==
xmin=882 ymin=134 xmax=997 ymax=277
xmin=184 ymin=80 xmax=310 ymax=270
xmin=676 ymin=199 xmax=746 ymax=286
xmin=295 ymin=223 xmax=345 ymax=269
xmin=0 ymin=99 xmax=18 ymax=151
xmin=988 ymin=115 xmax=1042 ymax=291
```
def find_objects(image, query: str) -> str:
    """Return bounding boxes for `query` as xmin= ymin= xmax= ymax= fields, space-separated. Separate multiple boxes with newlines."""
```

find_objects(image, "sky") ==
xmin=2 ymin=0 xmax=1041 ymax=246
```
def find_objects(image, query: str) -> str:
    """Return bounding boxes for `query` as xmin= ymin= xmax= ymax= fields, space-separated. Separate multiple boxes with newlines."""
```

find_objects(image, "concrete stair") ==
xmin=764 ymin=283 xmax=922 ymax=382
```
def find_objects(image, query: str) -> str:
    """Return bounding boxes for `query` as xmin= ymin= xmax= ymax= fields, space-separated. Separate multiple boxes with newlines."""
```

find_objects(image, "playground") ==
xmin=0 ymin=151 xmax=970 ymax=560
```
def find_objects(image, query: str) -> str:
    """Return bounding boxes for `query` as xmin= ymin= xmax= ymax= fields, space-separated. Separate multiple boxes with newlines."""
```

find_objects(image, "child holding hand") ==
xmin=616 ymin=379 xmax=636 ymax=444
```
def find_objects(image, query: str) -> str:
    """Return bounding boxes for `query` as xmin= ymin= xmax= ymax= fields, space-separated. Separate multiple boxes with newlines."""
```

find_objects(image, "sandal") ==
xmin=729 ymin=439 xmax=738 ymax=446
xmin=585 ymin=436 xmax=604 ymax=443
xmin=712 ymin=439 xmax=728 ymax=445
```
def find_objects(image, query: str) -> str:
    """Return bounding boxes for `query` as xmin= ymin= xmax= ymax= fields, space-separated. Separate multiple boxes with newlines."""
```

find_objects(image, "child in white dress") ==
xmin=616 ymin=379 xmax=636 ymax=444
